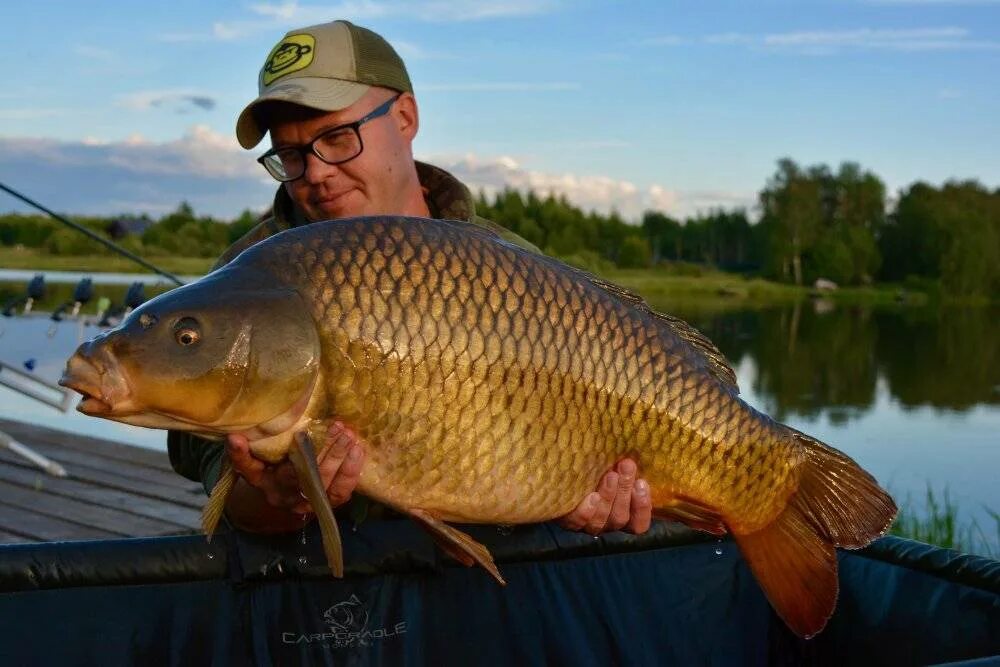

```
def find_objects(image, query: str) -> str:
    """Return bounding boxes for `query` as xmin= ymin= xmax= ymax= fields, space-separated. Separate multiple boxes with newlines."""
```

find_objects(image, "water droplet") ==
xmin=714 ymin=546 xmax=723 ymax=556
xmin=297 ymin=556 xmax=308 ymax=565
xmin=300 ymin=528 xmax=308 ymax=545
xmin=206 ymin=552 xmax=215 ymax=560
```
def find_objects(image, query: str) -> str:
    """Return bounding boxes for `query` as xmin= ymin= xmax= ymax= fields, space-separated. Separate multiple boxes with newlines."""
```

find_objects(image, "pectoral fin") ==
xmin=289 ymin=430 xmax=344 ymax=577
xmin=202 ymin=459 xmax=236 ymax=541
xmin=409 ymin=508 xmax=506 ymax=585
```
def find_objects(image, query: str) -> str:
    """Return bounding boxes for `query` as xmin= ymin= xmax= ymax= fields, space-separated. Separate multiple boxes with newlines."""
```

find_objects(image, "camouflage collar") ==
xmin=270 ymin=160 xmax=475 ymax=229
xmin=415 ymin=161 xmax=476 ymax=221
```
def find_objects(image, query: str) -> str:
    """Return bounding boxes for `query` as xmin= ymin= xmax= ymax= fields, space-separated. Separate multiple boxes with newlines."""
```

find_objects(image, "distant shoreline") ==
xmin=1 ymin=248 xmax=952 ymax=310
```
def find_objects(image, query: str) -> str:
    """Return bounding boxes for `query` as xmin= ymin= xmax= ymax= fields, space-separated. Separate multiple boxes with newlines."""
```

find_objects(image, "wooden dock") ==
xmin=0 ymin=418 xmax=203 ymax=543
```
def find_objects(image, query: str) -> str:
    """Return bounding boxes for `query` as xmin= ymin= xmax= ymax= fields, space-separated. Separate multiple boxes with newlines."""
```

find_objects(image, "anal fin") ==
xmin=289 ymin=431 xmax=344 ymax=577
xmin=409 ymin=508 xmax=506 ymax=586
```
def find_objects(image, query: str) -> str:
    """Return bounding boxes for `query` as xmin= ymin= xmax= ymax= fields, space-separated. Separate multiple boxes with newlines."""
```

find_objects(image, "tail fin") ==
xmin=734 ymin=432 xmax=897 ymax=638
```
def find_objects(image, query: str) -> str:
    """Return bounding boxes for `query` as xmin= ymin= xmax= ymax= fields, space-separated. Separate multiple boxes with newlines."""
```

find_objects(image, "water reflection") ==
xmin=668 ymin=300 xmax=1000 ymax=420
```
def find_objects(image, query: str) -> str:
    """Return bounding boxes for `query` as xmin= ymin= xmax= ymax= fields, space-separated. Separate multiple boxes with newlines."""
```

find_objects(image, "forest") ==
xmin=1 ymin=158 xmax=997 ymax=298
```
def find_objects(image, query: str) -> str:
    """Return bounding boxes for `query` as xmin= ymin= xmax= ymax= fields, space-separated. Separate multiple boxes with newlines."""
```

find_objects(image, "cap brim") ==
xmin=236 ymin=78 xmax=371 ymax=149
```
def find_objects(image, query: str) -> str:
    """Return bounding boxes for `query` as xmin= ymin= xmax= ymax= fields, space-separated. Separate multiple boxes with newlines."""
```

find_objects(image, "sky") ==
xmin=0 ymin=0 xmax=998 ymax=222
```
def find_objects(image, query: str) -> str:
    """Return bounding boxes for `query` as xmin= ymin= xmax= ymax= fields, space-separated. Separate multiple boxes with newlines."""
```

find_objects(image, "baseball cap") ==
xmin=236 ymin=20 xmax=413 ymax=149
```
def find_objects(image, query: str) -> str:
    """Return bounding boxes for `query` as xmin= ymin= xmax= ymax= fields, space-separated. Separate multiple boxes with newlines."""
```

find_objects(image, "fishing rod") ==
xmin=0 ymin=181 xmax=185 ymax=286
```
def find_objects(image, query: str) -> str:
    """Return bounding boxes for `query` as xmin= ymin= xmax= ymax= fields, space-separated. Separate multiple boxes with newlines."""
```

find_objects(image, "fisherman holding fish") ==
xmin=167 ymin=20 xmax=653 ymax=538
xmin=63 ymin=18 xmax=896 ymax=637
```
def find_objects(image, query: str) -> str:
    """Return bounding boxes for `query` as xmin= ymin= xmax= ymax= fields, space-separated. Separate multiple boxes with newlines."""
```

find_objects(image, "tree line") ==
xmin=1 ymin=158 xmax=997 ymax=297
xmin=481 ymin=157 xmax=998 ymax=298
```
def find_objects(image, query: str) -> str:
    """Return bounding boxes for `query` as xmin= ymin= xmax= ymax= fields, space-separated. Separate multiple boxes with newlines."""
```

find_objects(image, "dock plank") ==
xmin=0 ymin=418 xmax=172 ymax=471
xmin=0 ymin=530 xmax=32 ymax=543
xmin=0 ymin=452 xmax=201 ymax=530
xmin=0 ymin=419 xmax=213 ymax=544
xmin=0 ymin=449 xmax=204 ymax=509
xmin=0 ymin=480 xmax=186 ymax=537
xmin=1 ymin=439 xmax=203 ymax=491
xmin=0 ymin=503 xmax=119 ymax=542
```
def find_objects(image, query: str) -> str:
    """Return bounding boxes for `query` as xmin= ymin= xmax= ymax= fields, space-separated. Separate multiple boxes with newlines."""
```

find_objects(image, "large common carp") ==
xmin=61 ymin=216 xmax=896 ymax=638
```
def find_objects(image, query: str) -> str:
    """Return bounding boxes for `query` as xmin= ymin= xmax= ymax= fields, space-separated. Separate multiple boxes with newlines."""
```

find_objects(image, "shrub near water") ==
xmin=890 ymin=484 xmax=999 ymax=558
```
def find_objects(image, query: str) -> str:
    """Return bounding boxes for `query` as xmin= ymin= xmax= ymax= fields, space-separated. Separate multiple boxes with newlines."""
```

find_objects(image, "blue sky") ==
xmin=1 ymin=0 xmax=998 ymax=220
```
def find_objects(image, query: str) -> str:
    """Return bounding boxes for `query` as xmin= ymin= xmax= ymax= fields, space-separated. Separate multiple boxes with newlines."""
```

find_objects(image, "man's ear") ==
xmin=393 ymin=92 xmax=419 ymax=141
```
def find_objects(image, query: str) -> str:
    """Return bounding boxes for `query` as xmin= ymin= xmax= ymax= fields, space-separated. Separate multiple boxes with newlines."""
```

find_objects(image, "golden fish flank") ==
xmin=61 ymin=216 xmax=896 ymax=639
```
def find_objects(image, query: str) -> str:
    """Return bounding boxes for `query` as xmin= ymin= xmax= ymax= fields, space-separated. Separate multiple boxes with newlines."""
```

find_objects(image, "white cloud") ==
xmin=2 ymin=126 xmax=260 ymax=180
xmin=0 ymin=108 xmax=66 ymax=120
xmin=765 ymin=27 xmax=964 ymax=46
xmin=0 ymin=132 xmax=750 ymax=221
xmin=117 ymin=90 xmax=218 ymax=113
xmin=420 ymin=82 xmax=580 ymax=92
xmin=704 ymin=32 xmax=756 ymax=46
xmin=867 ymin=0 xmax=1000 ymax=4
xmin=155 ymin=31 xmax=213 ymax=43
xmin=0 ymin=129 xmax=273 ymax=218
xmin=246 ymin=0 xmax=556 ymax=23
xmin=427 ymin=153 xmax=753 ymax=220
xmin=74 ymin=45 xmax=115 ymax=60
xmin=183 ymin=0 xmax=559 ymax=42
xmin=640 ymin=35 xmax=687 ymax=46
xmin=705 ymin=26 xmax=1000 ymax=53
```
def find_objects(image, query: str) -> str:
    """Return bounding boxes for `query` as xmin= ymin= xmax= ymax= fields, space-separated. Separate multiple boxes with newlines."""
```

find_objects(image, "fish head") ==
xmin=60 ymin=269 xmax=322 ymax=437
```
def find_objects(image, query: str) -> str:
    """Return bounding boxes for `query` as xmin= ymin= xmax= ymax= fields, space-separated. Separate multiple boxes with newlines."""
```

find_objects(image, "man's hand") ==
xmin=558 ymin=459 xmax=652 ymax=535
xmin=225 ymin=421 xmax=365 ymax=520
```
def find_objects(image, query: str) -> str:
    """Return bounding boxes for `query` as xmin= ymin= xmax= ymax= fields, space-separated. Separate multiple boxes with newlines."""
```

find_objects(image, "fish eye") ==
xmin=173 ymin=318 xmax=201 ymax=347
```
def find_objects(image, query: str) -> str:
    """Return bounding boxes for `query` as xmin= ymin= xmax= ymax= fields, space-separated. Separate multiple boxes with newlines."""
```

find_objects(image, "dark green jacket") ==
xmin=168 ymin=162 xmax=539 ymax=494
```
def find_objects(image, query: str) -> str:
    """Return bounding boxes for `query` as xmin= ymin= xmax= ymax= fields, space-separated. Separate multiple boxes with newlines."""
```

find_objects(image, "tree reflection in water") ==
xmin=673 ymin=301 xmax=999 ymax=420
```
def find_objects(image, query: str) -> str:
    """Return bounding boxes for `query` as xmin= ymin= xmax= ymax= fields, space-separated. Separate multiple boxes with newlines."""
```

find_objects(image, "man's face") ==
xmin=266 ymin=88 xmax=419 ymax=221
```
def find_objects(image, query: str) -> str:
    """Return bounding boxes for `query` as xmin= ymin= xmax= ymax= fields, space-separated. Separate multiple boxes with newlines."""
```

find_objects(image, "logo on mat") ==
xmin=323 ymin=595 xmax=369 ymax=635
xmin=281 ymin=594 xmax=407 ymax=647
xmin=262 ymin=34 xmax=315 ymax=85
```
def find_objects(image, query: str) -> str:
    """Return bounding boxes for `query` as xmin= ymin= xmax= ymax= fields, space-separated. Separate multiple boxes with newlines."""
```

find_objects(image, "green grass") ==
xmin=601 ymin=266 xmax=926 ymax=314
xmin=2 ymin=247 xmax=933 ymax=309
xmin=889 ymin=484 xmax=999 ymax=558
xmin=0 ymin=247 xmax=213 ymax=275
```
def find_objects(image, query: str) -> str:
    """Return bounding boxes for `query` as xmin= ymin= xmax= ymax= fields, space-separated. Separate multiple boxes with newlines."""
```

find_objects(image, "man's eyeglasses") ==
xmin=257 ymin=94 xmax=401 ymax=182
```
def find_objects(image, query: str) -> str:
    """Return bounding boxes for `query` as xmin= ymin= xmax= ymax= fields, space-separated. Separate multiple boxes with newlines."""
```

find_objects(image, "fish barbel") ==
xmin=60 ymin=216 xmax=896 ymax=637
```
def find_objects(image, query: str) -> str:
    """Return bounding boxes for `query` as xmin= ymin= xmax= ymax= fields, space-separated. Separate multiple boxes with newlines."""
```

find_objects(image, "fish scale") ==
xmin=260 ymin=218 xmax=793 ymax=526
xmin=62 ymin=215 xmax=895 ymax=638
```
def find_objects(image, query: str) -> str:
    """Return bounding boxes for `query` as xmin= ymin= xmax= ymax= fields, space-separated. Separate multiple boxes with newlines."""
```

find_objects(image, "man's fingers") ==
xmin=226 ymin=435 xmax=265 ymax=485
xmin=627 ymin=479 xmax=653 ymax=534
xmin=606 ymin=459 xmax=637 ymax=531
xmin=318 ymin=422 xmax=353 ymax=466
xmin=326 ymin=444 xmax=364 ymax=507
xmin=585 ymin=471 xmax=618 ymax=534
xmin=558 ymin=493 xmax=600 ymax=531
xmin=313 ymin=422 xmax=365 ymax=508
xmin=317 ymin=425 xmax=356 ymax=485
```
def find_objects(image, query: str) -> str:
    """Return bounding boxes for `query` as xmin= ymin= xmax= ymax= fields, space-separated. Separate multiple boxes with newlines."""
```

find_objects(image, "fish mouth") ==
xmin=60 ymin=347 xmax=124 ymax=416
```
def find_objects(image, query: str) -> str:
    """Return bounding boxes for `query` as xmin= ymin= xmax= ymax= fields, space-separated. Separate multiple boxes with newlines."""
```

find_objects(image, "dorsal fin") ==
xmin=434 ymin=217 xmax=740 ymax=391
xmin=589 ymin=277 xmax=739 ymax=390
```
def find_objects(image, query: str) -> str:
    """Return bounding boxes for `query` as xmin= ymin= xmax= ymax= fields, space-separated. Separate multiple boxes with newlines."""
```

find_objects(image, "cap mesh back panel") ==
xmin=348 ymin=23 xmax=413 ymax=92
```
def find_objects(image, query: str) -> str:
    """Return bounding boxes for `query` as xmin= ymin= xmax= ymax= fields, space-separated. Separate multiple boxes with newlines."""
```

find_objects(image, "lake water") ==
xmin=1 ymin=272 xmax=997 ymax=551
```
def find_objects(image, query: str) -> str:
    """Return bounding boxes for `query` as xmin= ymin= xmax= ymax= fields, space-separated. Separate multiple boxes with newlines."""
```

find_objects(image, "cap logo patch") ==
xmin=262 ymin=34 xmax=316 ymax=86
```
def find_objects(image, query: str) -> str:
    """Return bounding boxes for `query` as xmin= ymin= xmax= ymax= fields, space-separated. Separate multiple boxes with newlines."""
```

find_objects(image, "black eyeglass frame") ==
xmin=256 ymin=93 xmax=402 ymax=182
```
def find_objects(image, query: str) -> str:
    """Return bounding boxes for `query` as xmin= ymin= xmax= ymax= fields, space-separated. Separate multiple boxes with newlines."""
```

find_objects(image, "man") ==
xmin=168 ymin=19 xmax=651 ymax=538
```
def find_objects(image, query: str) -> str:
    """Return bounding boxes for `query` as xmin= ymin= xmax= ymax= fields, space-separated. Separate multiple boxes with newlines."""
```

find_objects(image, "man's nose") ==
xmin=302 ymin=152 xmax=340 ymax=184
